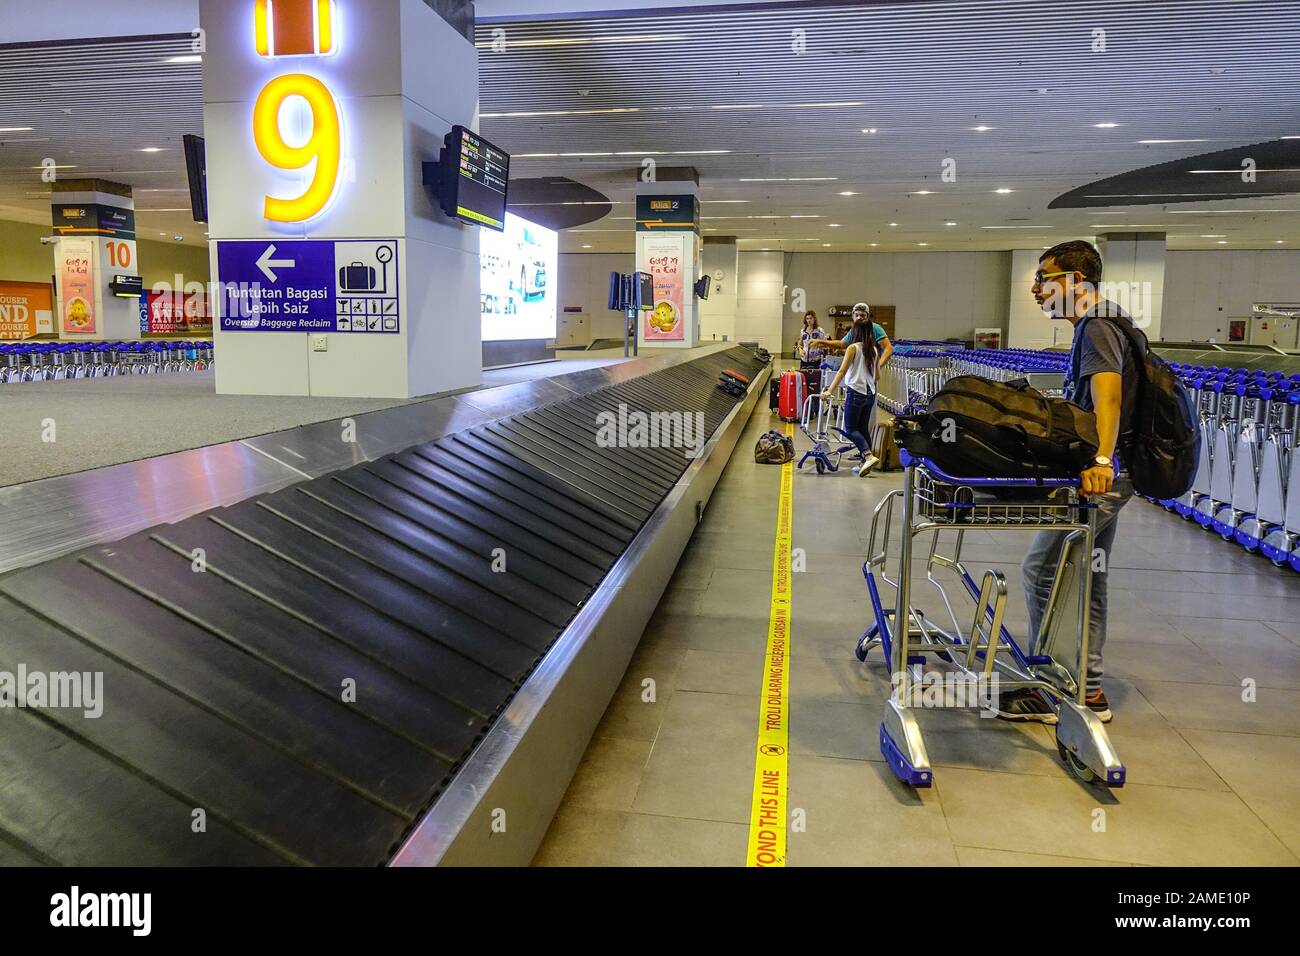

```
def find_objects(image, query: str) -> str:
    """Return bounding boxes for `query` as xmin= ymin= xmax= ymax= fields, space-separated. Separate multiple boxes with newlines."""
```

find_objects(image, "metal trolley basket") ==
xmin=859 ymin=450 xmax=1126 ymax=788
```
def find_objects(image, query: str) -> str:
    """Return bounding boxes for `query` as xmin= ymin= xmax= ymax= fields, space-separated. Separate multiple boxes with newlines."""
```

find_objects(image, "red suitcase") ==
xmin=778 ymin=369 xmax=806 ymax=422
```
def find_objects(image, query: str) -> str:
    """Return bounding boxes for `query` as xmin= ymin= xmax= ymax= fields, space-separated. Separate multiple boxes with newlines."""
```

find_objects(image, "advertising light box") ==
xmin=480 ymin=212 xmax=558 ymax=342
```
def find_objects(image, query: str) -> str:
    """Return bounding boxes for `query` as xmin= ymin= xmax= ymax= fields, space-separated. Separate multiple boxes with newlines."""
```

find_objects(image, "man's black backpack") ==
xmin=896 ymin=376 xmax=1099 ymax=481
xmin=1078 ymin=313 xmax=1200 ymax=499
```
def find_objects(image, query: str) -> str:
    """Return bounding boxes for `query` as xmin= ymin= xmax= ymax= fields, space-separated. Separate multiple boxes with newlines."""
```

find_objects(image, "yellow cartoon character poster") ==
xmin=59 ymin=239 xmax=97 ymax=335
xmin=642 ymin=235 xmax=685 ymax=341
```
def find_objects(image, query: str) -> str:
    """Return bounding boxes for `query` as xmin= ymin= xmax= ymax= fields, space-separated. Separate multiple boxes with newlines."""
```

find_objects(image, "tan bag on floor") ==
xmin=755 ymin=430 xmax=795 ymax=464
xmin=872 ymin=419 xmax=904 ymax=471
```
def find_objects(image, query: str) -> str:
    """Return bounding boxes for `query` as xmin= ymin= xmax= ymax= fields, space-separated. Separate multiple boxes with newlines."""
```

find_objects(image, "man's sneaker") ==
xmin=1086 ymin=689 xmax=1112 ymax=723
xmin=857 ymin=453 xmax=879 ymax=477
xmin=993 ymin=688 xmax=1058 ymax=724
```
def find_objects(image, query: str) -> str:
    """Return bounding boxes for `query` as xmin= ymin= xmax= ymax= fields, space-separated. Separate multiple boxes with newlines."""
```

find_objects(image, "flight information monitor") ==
xmin=444 ymin=126 xmax=510 ymax=231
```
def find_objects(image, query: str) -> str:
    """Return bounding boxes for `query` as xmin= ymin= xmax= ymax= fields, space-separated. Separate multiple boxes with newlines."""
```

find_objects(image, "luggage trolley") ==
xmin=858 ymin=450 xmax=1126 ymax=788
xmin=796 ymin=363 xmax=856 ymax=474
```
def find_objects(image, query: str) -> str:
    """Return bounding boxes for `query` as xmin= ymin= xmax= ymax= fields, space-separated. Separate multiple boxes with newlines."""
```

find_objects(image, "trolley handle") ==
xmin=899 ymin=450 xmax=1082 ymax=489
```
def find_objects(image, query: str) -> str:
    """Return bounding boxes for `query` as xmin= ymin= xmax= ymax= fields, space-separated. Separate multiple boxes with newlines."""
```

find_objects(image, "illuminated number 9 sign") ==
xmin=251 ymin=1 xmax=342 ymax=223
xmin=253 ymin=74 xmax=341 ymax=222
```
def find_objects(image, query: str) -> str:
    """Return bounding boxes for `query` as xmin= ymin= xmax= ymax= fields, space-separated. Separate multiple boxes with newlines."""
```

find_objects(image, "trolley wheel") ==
xmin=1057 ymin=741 xmax=1100 ymax=785
xmin=855 ymin=636 xmax=870 ymax=662
xmin=815 ymin=458 xmax=825 ymax=475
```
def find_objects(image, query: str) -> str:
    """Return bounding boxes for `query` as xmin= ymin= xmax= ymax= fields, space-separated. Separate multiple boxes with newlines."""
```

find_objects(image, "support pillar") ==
xmin=199 ymin=0 xmax=481 ymax=398
xmin=635 ymin=168 xmax=700 ymax=350
xmin=51 ymin=179 xmax=141 ymax=341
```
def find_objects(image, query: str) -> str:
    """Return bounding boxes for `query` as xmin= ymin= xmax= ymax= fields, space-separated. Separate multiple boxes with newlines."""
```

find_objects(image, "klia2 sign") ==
xmin=251 ymin=0 xmax=342 ymax=224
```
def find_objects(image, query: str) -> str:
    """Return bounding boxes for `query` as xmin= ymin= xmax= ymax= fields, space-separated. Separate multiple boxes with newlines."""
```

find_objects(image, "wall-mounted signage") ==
xmin=52 ymin=204 xmax=136 ymax=240
xmin=0 ymin=281 xmax=55 ymax=340
xmin=255 ymin=0 xmax=337 ymax=58
xmin=438 ymin=126 xmax=510 ymax=230
xmin=641 ymin=233 xmax=687 ymax=341
xmin=636 ymin=194 xmax=700 ymax=232
xmin=216 ymin=238 xmax=400 ymax=333
xmin=141 ymin=290 xmax=214 ymax=335
xmin=57 ymin=238 xmax=97 ymax=336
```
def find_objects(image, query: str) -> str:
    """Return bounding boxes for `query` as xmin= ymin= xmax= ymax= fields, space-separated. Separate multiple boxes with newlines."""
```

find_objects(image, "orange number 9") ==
xmin=253 ymin=73 xmax=341 ymax=223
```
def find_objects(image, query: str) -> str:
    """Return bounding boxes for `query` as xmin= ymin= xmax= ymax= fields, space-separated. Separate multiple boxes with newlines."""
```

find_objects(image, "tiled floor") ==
xmin=534 ymin=393 xmax=1300 ymax=866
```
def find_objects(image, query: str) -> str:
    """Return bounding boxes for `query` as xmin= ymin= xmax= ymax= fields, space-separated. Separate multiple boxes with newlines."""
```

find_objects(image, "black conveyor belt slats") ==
xmin=406 ymin=444 xmax=630 ymax=554
xmin=527 ymin=405 xmax=687 ymax=484
xmin=506 ymin=414 xmax=676 ymax=498
xmin=0 ymin=562 xmax=439 ymax=824
xmin=469 ymin=425 xmax=656 ymax=522
xmin=145 ymin=525 xmax=516 ymax=709
xmin=329 ymin=464 xmax=599 ymax=601
xmin=490 ymin=419 xmax=669 ymax=507
xmin=83 ymin=535 xmax=491 ymax=742
xmin=450 ymin=431 xmax=644 ymax=533
xmin=258 ymin=486 xmax=576 ymax=629
xmin=0 ymin=346 xmax=766 ymax=865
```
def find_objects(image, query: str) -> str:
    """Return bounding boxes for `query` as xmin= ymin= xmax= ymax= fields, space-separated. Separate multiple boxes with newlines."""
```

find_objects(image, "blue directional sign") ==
xmin=216 ymin=239 xmax=400 ymax=333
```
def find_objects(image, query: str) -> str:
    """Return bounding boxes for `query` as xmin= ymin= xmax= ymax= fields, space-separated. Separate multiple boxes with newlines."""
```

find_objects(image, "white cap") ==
xmin=853 ymin=302 xmax=871 ymax=315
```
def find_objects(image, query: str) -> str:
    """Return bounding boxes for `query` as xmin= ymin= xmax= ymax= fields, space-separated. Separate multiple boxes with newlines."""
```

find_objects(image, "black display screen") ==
xmin=446 ymin=126 xmax=510 ymax=231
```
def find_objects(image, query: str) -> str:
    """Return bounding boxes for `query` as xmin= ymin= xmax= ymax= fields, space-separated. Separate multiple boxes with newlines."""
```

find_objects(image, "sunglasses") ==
xmin=1034 ymin=270 xmax=1075 ymax=284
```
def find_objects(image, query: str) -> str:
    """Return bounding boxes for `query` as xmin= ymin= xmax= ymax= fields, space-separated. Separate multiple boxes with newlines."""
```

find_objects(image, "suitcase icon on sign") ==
xmin=254 ymin=0 xmax=336 ymax=58
xmin=339 ymin=262 xmax=376 ymax=292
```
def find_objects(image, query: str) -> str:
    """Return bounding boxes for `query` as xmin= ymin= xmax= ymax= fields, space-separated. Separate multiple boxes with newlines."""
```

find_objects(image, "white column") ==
xmin=199 ymin=0 xmax=481 ymax=398
xmin=736 ymin=250 xmax=785 ymax=355
xmin=1097 ymin=232 xmax=1166 ymax=339
xmin=698 ymin=237 xmax=738 ymax=342
xmin=635 ymin=179 xmax=700 ymax=350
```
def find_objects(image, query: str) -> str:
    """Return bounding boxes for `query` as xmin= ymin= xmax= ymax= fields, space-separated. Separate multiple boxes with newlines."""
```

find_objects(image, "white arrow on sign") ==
xmin=256 ymin=244 xmax=296 ymax=283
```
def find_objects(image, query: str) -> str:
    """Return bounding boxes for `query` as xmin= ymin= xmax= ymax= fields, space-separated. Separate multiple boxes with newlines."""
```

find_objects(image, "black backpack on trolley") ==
xmin=895 ymin=376 xmax=1099 ymax=481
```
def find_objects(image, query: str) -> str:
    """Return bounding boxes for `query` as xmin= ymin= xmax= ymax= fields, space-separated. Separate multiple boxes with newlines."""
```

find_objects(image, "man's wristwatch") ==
xmin=1093 ymin=455 xmax=1112 ymax=468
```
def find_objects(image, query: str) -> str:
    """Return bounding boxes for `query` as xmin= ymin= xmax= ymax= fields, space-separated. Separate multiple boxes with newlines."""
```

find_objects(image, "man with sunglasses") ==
xmin=996 ymin=240 xmax=1138 ymax=725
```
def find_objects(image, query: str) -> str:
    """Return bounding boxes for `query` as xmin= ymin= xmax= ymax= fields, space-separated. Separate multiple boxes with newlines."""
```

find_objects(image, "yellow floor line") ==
xmin=745 ymin=420 xmax=794 ymax=867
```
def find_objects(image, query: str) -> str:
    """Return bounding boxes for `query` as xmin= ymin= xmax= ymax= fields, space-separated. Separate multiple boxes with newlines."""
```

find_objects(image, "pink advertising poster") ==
xmin=59 ymin=238 xmax=97 ymax=336
xmin=642 ymin=234 xmax=685 ymax=341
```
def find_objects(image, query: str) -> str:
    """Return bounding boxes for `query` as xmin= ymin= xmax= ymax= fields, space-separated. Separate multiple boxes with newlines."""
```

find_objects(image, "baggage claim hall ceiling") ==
xmin=0 ymin=0 xmax=1298 ymax=252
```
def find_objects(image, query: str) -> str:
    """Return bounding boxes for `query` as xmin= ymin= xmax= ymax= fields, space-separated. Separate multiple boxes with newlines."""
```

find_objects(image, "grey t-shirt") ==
xmin=1066 ymin=300 xmax=1141 ymax=456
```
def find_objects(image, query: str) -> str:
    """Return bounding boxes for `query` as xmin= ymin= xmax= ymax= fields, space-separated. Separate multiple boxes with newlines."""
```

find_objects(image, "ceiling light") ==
xmin=30 ymin=164 xmax=75 ymax=169
xmin=917 ymin=242 xmax=929 ymax=247
xmin=888 ymin=222 xmax=898 ymax=227
xmin=140 ymin=147 xmax=164 ymax=153
xmin=862 ymin=128 xmax=878 ymax=134
xmin=1139 ymin=139 xmax=1208 ymax=144
xmin=945 ymin=221 xmax=957 ymax=226
xmin=0 ymin=126 xmax=34 ymax=132
xmin=1277 ymin=240 xmax=1287 ymax=244
xmin=476 ymin=34 xmax=691 ymax=49
xmin=828 ymin=223 xmax=841 ymax=228
xmin=1094 ymin=122 xmax=1119 ymax=128
xmin=1200 ymin=234 xmax=1226 ymax=238
xmin=913 ymin=190 xmax=934 ymax=195
xmin=870 ymin=242 xmax=878 ymax=247
xmin=738 ymin=177 xmax=837 ymax=182
xmin=822 ymin=243 xmax=832 ymax=247
xmin=583 ymin=244 xmax=592 ymax=249
xmin=1217 ymin=240 xmax=1228 ymax=244
xmin=838 ymin=191 xmax=859 ymax=196
xmin=480 ymin=108 xmax=641 ymax=118
xmin=971 ymin=125 xmax=993 ymax=132
xmin=995 ymin=188 xmax=1013 ymax=194
xmin=165 ymin=55 xmax=202 ymax=64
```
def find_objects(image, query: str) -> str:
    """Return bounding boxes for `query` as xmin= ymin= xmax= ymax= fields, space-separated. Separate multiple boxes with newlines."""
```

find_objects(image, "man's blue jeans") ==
xmin=1021 ymin=474 xmax=1133 ymax=692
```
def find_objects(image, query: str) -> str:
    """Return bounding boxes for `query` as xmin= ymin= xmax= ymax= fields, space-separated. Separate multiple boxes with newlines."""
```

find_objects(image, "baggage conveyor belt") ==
xmin=0 ymin=347 xmax=767 ymax=867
